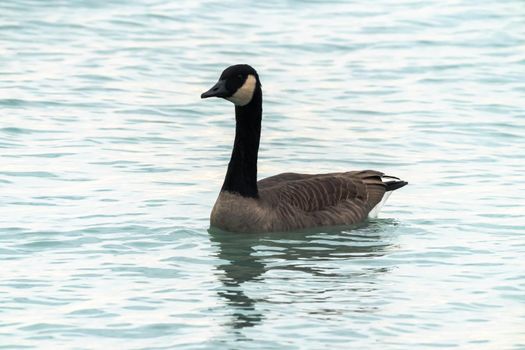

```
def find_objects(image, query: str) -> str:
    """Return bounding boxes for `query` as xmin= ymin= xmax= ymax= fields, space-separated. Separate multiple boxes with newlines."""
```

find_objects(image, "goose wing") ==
xmin=259 ymin=170 xmax=388 ymax=227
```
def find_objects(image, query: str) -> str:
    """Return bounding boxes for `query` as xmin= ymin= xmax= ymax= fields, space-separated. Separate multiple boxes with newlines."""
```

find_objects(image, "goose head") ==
xmin=201 ymin=64 xmax=260 ymax=106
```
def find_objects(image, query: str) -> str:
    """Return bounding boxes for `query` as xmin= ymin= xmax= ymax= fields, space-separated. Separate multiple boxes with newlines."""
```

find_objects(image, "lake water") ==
xmin=1 ymin=0 xmax=524 ymax=348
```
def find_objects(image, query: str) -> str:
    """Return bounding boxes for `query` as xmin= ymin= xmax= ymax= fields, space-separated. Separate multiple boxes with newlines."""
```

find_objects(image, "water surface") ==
xmin=1 ymin=0 xmax=524 ymax=348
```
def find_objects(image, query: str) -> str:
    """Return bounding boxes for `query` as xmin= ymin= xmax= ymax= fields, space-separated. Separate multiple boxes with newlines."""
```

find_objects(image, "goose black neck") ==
xmin=221 ymin=86 xmax=262 ymax=198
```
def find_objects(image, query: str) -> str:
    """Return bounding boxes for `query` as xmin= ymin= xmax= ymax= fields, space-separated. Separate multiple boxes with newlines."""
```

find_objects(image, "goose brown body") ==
xmin=202 ymin=64 xmax=407 ymax=233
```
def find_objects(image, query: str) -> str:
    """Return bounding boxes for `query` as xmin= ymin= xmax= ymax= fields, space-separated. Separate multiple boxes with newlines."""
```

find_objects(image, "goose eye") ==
xmin=237 ymin=74 xmax=243 ymax=80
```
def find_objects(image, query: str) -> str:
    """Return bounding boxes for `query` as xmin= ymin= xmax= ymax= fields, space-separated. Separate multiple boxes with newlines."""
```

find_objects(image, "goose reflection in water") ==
xmin=209 ymin=219 xmax=398 ymax=330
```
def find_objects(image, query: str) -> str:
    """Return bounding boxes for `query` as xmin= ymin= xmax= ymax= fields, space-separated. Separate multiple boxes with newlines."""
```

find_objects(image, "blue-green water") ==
xmin=1 ymin=0 xmax=525 ymax=348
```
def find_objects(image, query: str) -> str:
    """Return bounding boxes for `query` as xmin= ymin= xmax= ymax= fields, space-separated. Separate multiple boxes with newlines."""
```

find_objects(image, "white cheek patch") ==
xmin=226 ymin=74 xmax=256 ymax=106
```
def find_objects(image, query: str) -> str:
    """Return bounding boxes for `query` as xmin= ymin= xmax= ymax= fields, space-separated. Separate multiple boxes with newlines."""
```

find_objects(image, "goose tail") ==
xmin=368 ymin=176 xmax=407 ymax=219
xmin=384 ymin=180 xmax=408 ymax=192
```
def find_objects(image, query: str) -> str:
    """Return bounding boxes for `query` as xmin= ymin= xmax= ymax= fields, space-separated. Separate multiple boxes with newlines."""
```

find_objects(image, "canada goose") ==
xmin=201 ymin=64 xmax=407 ymax=233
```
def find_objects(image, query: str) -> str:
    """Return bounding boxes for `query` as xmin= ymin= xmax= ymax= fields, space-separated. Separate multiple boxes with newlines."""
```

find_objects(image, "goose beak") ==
xmin=201 ymin=80 xmax=228 ymax=99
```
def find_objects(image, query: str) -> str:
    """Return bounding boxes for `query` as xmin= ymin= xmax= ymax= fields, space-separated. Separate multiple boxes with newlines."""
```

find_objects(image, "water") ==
xmin=1 ymin=0 xmax=524 ymax=348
